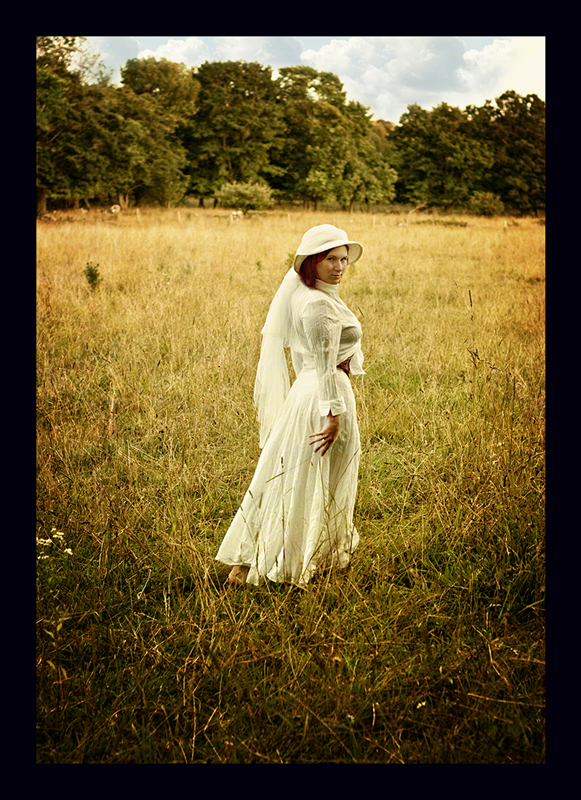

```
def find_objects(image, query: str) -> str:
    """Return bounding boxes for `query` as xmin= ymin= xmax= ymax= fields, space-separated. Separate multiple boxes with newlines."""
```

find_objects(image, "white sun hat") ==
xmin=293 ymin=224 xmax=363 ymax=272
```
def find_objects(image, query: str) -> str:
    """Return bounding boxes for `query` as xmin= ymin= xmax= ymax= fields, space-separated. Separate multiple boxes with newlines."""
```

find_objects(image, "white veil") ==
xmin=253 ymin=267 xmax=301 ymax=448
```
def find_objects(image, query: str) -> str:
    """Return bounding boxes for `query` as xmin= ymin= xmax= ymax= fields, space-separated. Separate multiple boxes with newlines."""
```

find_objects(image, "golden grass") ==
xmin=36 ymin=208 xmax=545 ymax=763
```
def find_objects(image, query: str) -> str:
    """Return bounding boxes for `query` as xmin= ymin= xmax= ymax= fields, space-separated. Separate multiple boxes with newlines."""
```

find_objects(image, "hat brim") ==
xmin=294 ymin=240 xmax=363 ymax=272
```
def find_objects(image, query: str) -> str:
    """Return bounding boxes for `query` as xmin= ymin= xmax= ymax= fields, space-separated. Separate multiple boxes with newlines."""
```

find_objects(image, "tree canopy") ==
xmin=183 ymin=60 xmax=285 ymax=201
xmin=36 ymin=38 xmax=545 ymax=215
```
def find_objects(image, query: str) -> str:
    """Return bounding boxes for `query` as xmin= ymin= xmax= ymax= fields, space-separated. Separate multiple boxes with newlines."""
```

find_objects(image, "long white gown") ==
xmin=216 ymin=278 xmax=364 ymax=585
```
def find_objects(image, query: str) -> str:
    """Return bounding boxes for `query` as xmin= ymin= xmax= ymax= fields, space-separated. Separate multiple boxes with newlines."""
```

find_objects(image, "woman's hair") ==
xmin=299 ymin=248 xmax=332 ymax=288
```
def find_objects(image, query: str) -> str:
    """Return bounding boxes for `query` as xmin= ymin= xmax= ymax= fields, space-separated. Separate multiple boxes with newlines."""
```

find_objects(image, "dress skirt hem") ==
xmin=216 ymin=368 xmax=360 ymax=586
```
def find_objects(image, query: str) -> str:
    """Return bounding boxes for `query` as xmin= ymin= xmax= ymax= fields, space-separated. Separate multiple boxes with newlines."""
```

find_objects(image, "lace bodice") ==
xmin=289 ymin=280 xmax=364 ymax=417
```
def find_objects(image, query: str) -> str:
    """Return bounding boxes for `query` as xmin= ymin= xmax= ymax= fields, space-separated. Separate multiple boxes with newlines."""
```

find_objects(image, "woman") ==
xmin=216 ymin=224 xmax=364 ymax=586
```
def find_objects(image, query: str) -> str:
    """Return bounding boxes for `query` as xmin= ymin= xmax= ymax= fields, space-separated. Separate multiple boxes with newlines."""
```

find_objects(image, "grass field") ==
xmin=36 ymin=207 xmax=545 ymax=763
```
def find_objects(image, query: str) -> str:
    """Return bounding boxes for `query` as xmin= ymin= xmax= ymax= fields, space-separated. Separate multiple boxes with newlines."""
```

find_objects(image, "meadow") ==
xmin=36 ymin=207 xmax=545 ymax=763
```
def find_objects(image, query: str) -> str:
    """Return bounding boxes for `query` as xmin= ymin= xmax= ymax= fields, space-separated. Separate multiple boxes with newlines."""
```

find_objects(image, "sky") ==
xmin=86 ymin=36 xmax=545 ymax=123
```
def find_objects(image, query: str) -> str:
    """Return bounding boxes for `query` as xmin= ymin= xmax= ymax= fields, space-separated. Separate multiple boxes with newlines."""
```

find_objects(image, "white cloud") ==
xmin=135 ymin=36 xmax=304 ymax=74
xmin=88 ymin=36 xmax=545 ymax=120
xmin=137 ymin=37 xmax=210 ymax=67
xmin=213 ymin=36 xmax=303 ymax=70
xmin=301 ymin=37 xmax=468 ymax=120
xmin=300 ymin=36 xmax=545 ymax=122
xmin=214 ymin=36 xmax=274 ymax=64
xmin=301 ymin=36 xmax=377 ymax=76
xmin=458 ymin=37 xmax=545 ymax=103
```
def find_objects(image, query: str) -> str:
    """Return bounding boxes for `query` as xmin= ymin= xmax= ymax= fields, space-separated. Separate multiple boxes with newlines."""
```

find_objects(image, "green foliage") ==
xmin=111 ymin=88 xmax=189 ymax=207
xmin=83 ymin=262 xmax=101 ymax=291
xmin=269 ymin=68 xmax=396 ymax=210
xmin=36 ymin=40 xmax=545 ymax=215
xmin=36 ymin=36 xmax=86 ymax=77
xmin=469 ymin=192 xmax=505 ymax=217
xmin=184 ymin=61 xmax=285 ymax=200
xmin=37 ymin=39 xmax=189 ymax=210
xmin=392 ymin=93 xmax=545 ymax=213
xmin=338 ymin=108 xmax=398 ymax=212
xmin=391 ymin=103 xmax=495 ymax=209
xmin=120 ymin=57 xmax=200 ymax=121
xmin=465 ymin=91 xmax=546 ymax=213
xmin=215 ymin=182 xmax=274 ymax=213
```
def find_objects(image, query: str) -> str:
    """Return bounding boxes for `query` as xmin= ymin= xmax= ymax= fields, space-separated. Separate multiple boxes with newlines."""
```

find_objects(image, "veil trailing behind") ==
xmin=253 ymin=267 xmax=301 ymax=448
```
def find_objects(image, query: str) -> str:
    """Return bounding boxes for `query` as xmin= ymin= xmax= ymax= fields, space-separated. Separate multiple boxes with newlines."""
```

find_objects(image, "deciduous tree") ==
xmin=37 ymin=41 xmax=189 ymax=212
xmin=391 ymin=102 xmax=495 ymax=209
xmin=185 ymin=61 xmax=285 ymax=204
xmin=337 ymin=102 xmax=398 ymax=212
xmin=466 ymin=91 xmax=545 ymax=213
xmin=120 ymin=57 xmax=200 ymax=122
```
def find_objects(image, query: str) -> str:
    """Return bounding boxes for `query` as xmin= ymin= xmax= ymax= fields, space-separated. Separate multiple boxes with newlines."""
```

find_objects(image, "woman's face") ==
xmin=315 ymin=246 xmax=349 ymax=285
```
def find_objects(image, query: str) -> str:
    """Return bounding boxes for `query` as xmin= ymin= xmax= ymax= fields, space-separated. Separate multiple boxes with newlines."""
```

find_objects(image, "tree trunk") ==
xmin=37 ymin=187 xmax=48 ymax=217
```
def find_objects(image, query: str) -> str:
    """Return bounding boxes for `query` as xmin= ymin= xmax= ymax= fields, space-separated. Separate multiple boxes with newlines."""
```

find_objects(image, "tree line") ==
xmin=36 ymin=37 xmax=545 ymax=217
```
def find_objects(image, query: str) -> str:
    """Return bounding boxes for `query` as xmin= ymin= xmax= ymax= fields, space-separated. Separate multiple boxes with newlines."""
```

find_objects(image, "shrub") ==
xmin=215 ymin=182 xmax=274 ymax=214
xmin=469 ymin=192 xmax=505 ymax=217
xmin=83 ymin=262 xmax=101 ymax=291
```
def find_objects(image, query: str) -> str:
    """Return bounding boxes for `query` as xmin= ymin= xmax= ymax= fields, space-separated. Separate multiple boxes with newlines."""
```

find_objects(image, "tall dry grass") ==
xmin=36 ymin=208 xmax=545 ymax=763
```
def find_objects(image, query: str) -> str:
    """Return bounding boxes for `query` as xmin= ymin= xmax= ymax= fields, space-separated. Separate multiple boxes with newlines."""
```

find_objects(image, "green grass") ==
xmin=36 ymin=208 xmax=545 ymax=762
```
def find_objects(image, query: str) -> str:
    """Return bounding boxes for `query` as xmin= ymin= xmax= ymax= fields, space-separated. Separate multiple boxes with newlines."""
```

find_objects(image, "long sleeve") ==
xmin=302 ymin=298 xmax=347 ymax=417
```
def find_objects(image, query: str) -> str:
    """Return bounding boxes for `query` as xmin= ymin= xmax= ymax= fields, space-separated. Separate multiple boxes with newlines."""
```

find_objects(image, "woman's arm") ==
xmin=303 ymin=298 xmax=345 ymax=455
xmin=303 ymin=298 xmax=346 ymax=418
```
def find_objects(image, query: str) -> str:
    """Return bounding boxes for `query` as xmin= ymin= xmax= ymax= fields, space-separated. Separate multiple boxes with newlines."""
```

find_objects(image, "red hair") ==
xmin=299 ymin=248 xmax=332 ymax=288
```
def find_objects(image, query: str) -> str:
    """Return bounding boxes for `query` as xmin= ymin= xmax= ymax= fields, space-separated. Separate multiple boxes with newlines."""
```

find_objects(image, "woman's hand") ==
xmin=309 ymin=412 xmax=341 ymax=456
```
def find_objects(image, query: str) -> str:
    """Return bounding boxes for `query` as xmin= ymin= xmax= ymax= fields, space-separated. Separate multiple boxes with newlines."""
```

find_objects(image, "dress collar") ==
xmin=315 ymin=280 xmax=340 ymax=297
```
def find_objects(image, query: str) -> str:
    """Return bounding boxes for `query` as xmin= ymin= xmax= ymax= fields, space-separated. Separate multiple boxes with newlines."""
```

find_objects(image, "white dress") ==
xmin=216 ymin=278 xmax=364 ymax=585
